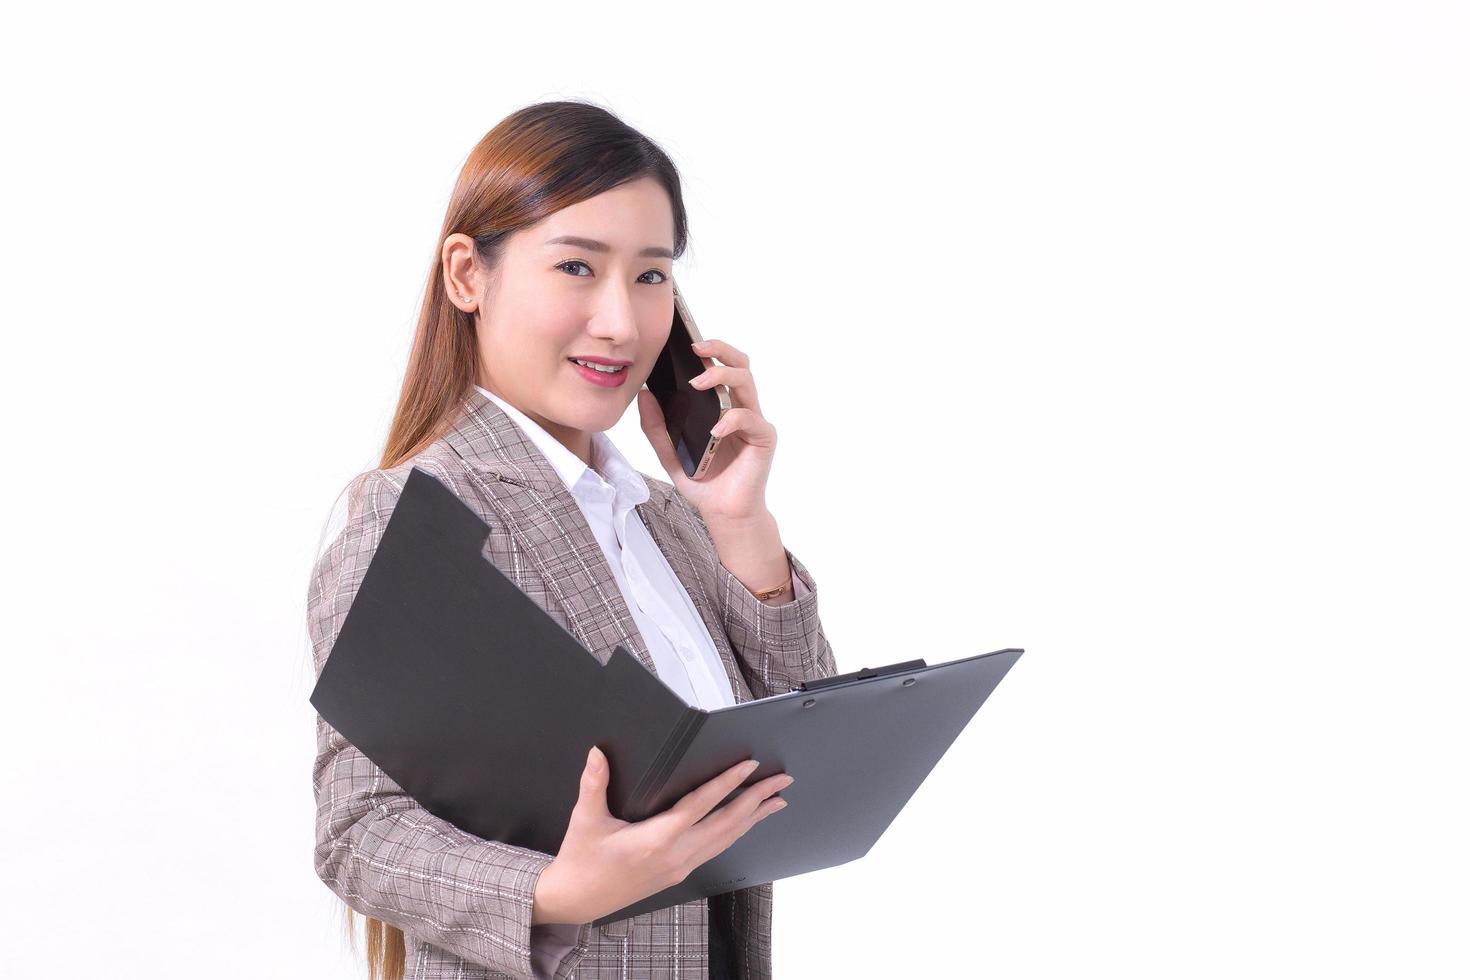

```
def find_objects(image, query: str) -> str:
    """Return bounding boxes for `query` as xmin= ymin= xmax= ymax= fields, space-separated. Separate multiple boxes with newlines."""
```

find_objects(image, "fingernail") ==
xmin=780 ymin=775 xmax=795 ymax=789
xmin=588 ymin=747 xmax=602 ymax=771
xmin=771 ymin=800 xmax=788 ymax=812
xmin=742 ymin=759 xmax=761 ymax=776
xmin=689 ymin=374 xmax=708 ymax=387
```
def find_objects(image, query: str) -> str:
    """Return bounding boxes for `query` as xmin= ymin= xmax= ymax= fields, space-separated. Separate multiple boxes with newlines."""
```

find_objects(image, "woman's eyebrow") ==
xmin=543 ymin=235 xmax=673 ymax=259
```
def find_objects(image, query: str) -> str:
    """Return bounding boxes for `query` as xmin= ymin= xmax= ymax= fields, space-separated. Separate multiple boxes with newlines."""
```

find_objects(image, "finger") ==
xmin=691 ymin=338 xmax=748 ymax=370
xmin=668 ymin=758 xmax=762 ymax=827
xmin=571 ymin=745 xmax=613 ymax=823
xmin=710 ymin=407 xmax=776 ymax=447
xmin=745 ymin=793 xmax=790 ymax=829
xmin=684 ymin=772 xmax=793 ymax=855
xmin=635 ymin=388 xmax=690 ymax=487
xmin=754 ymin=795 xmax=790 ymax=820
xmin=689 ymin=364 xmax=760 ymax=414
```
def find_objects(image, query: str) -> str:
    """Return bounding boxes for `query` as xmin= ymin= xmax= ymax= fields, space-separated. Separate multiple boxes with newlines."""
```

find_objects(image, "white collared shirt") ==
xmin=473 ymin=385 xmax=746 ymax=709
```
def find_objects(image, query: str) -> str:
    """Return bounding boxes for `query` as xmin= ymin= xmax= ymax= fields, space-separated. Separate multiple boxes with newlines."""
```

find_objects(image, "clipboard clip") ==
xmin=797 ymin=658 xmax=928 ymax=693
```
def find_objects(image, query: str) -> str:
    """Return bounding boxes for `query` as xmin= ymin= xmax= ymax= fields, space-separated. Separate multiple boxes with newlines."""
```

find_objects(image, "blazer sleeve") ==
xmin=713 ymin=544 xmax=839 ymax=699
xmin=307 ymin=469 xmax=594 ymax=980
xmin=669 ymin=491 xmax=839 ymax=699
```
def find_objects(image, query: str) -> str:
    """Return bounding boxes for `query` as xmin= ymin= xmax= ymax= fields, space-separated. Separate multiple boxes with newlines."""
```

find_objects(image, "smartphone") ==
xmin=645 ymin=278 xmax=731 ymax=480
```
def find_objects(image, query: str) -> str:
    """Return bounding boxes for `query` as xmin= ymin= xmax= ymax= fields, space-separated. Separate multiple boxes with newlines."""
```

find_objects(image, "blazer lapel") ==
xmin=439 ymin=388 xmax=753 ymax=705
xmin=440 ymin=389 xmax=659 ymax=678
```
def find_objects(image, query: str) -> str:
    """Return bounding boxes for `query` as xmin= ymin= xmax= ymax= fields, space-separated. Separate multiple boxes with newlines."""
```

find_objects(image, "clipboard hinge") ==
xmin=797 ymin=659 xmax=928 ymax=693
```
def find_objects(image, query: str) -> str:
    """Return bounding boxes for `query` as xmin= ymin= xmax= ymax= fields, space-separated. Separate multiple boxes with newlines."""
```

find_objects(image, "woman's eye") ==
xmin=555 ymin=260 xmax=669 ymax=285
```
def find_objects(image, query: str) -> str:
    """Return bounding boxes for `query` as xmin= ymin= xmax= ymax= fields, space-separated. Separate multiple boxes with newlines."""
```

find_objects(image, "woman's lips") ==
xmin=568 ymin=358 xmax=630 ymax=388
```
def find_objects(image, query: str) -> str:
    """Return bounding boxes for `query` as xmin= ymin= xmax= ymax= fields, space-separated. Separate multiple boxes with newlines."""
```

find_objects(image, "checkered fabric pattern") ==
xmin=307 ymin=388 xmax=839 ymax=978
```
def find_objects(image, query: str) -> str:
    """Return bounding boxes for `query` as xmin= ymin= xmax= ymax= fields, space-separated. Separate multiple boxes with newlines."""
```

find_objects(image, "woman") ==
xmin=306 ymin=101 xmax=839 ymax=980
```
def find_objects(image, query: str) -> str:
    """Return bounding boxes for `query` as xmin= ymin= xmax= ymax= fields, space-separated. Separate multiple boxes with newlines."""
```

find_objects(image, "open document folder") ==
xmin=310 ymin=466 xmax=1024 ymax=926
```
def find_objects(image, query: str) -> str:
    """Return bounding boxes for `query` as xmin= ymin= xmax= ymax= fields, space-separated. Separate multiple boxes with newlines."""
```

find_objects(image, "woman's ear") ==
xmin=441 ymin=233 xmax=481 ymax=311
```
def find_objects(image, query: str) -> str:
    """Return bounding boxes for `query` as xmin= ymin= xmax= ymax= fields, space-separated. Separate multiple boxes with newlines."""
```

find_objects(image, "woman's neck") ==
xmin=534 ymin=413 xmax=592 ymax=466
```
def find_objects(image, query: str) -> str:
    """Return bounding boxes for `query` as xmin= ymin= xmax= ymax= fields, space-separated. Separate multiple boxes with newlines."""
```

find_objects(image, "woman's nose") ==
xmin=586 ymin=288 xmax=640 ymax=341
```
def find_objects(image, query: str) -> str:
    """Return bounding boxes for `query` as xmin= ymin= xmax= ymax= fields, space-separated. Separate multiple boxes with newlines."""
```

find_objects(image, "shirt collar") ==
xmin=472 ymin=385 xmax=650 ymax=510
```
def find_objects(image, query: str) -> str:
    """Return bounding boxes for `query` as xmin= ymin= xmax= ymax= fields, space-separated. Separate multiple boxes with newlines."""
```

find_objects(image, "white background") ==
xmin=4 ymin=2 xmax=1466 ymax=977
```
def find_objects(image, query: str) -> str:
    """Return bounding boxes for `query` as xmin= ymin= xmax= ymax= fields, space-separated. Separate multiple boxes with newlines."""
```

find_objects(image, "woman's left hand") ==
xmin=637 ymin=338 xmax=775 ymax=524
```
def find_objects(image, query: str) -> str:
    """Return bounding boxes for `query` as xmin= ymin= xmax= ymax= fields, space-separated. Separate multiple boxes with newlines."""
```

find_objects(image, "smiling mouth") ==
xmin=568 ymin=357 xmax=628 ymax=375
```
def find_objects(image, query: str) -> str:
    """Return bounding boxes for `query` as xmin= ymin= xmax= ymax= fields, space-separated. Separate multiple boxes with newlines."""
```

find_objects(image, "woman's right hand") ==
xmin=531 ymin=745 xmax=793 ymax=926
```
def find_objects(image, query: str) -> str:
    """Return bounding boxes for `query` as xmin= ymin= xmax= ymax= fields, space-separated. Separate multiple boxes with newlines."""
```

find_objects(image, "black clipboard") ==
xmin=310 ymin=466 xmax=1024 ymax=926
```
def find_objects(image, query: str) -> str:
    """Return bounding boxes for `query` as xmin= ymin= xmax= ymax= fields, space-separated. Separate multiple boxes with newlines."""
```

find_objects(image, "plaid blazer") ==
xmin=307 ymin=387 xmax=839 ymax=979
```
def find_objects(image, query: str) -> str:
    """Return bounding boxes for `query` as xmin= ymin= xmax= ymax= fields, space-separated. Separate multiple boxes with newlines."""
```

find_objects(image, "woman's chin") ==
xmin=555 ymin=401 xmax=627 ymax=434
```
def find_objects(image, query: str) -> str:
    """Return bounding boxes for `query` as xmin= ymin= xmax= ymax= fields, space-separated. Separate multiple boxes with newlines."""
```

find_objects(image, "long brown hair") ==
xmin=340 ymin=100 xmax=690 ymax=980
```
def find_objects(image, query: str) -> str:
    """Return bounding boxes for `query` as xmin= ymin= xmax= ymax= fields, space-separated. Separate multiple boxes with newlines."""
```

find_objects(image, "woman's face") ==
xmin=446 ymin=176 xmax=676 ymax=463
